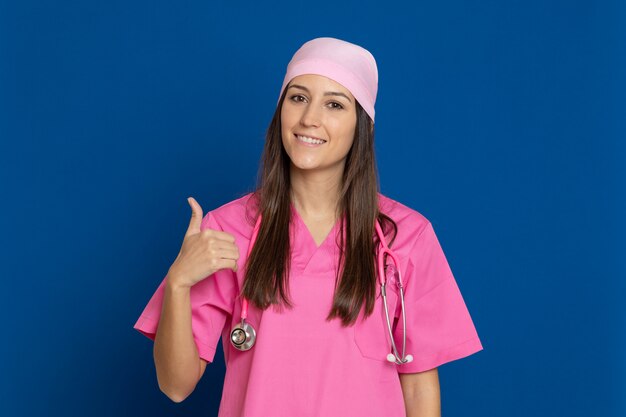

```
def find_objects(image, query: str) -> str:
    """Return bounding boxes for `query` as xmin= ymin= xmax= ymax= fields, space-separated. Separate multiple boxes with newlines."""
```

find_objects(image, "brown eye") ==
xmin=329 ymin=102 xmax=344 ymax=110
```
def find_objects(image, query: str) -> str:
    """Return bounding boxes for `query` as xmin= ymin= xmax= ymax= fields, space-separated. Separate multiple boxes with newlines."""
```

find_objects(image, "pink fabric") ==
xmin=277 ymin=37 xmax=378 ymax=122
xmin=133 ymin=193 xmax=483 ymax=416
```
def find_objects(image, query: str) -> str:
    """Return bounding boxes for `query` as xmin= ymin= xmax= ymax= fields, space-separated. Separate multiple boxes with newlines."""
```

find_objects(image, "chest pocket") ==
xmin=353 ymin=266 xmax=401 ymax=362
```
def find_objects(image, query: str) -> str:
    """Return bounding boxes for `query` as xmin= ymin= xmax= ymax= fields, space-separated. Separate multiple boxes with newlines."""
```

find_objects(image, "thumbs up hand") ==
xmin=167 ymin=197 xmax=240 ymax=289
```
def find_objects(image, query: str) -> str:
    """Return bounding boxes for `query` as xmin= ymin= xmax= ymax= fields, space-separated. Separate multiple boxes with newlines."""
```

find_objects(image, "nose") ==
xmin=299 ymin=102 xmax=322 ymax=127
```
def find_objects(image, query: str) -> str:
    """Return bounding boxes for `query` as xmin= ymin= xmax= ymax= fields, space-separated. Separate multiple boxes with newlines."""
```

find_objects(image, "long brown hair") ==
xmin=242 ymin=83 xmax=397 ymax=327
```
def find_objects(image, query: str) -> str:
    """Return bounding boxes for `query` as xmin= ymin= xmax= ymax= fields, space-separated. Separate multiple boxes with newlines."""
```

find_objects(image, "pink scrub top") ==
xmin=133 ymin=192 xmax=483 ymax=417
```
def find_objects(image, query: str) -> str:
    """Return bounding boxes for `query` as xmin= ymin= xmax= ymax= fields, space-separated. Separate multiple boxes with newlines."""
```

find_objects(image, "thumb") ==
xmin=185 ymin=196 xmax=203 ymax=236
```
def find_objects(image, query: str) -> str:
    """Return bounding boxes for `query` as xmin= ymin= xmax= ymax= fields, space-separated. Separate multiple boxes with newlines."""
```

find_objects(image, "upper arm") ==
xmin=399 ymin=367 xmax=440 ymax=399
xmin=399 ymin=368 xmax=441 ymax=417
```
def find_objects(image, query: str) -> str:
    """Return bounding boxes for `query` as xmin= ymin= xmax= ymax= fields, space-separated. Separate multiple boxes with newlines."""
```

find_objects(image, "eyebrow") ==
xmin=287 ymin=84 xmax=353 ymax=103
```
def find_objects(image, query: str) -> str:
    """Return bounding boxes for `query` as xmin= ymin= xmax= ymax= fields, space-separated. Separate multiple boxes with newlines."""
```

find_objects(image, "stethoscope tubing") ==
xmin=232 ymin=213 xmax=413 ymax=365
xmin=375 ymin=221 xmax=412 ymax=365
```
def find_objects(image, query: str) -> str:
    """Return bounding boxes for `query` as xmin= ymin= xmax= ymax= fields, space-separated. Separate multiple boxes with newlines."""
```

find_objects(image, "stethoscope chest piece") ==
xmin=230 ymin=319 xmax=256 ymax=351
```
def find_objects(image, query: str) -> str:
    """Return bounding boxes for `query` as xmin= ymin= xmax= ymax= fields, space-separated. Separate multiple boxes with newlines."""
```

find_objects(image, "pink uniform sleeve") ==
xmin=132 ymin=211 xmax=237 ymax=363
xmin=394 ymin=221 xmax=483 ymax=373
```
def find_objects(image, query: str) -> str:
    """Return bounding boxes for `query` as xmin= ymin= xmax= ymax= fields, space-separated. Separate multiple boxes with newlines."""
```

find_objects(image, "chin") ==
xmin=291 ymin=161 xmax=320 ymax=171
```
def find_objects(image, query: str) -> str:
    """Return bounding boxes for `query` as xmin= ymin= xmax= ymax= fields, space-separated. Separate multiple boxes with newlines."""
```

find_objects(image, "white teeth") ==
xmin=297 ymin=135 xmax=326 ymax=145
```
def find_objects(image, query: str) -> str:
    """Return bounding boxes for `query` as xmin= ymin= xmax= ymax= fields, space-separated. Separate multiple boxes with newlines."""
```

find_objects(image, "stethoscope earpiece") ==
xmin=386 ymin=353 xmax=414 ymax=364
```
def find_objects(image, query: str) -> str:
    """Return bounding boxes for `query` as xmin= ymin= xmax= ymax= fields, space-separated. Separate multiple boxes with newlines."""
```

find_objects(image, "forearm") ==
xmin=153 ymin=277 xmax=201 ymax=402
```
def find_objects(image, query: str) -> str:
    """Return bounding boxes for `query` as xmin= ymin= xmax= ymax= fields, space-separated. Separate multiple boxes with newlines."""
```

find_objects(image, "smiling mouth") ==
xmin=295 ymin=134 xmax=327 ymax=145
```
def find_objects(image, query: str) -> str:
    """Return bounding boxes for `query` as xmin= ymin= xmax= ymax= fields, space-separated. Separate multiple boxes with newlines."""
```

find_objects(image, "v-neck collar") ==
xmin=289 ymin=202 xmax=344 ymax=275
xmin=290 ymin=202 xmax=340 ymax=249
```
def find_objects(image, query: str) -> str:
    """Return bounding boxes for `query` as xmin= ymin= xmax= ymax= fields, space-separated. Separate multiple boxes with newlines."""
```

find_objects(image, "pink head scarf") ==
xmin=277 ymin=37 xmax=379 ymax=123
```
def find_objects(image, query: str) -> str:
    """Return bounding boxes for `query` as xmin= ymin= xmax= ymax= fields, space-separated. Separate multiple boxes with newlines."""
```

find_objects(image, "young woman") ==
xmin=134 ymin=37 xmax=483 ymax=417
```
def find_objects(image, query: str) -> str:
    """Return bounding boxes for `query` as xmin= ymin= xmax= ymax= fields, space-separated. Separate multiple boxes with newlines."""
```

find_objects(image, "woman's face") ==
xmin=281 ymin=74 xmax=357 ymax=174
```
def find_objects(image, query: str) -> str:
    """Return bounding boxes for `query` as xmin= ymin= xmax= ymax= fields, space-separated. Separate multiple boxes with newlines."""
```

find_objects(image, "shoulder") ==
xmin=201 ymin=192 xmax=259 ymax=236
xmin=377 ymin=192 xmax=442 ymax=262
xmin=378 ymin=192 xmax=431 ymax=240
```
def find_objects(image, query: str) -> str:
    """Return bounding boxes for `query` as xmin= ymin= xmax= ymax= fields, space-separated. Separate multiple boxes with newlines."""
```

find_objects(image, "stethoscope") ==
xmin=230 ymin=214 xmax=414 ymax=365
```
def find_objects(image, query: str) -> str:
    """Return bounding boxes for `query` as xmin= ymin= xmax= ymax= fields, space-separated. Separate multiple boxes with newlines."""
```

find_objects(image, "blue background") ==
xmin=1 ymin=0 xmax=624 ymax=416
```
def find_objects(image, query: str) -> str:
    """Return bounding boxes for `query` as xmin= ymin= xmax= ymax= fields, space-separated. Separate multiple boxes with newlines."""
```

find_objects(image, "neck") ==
xmin=289 ymin=164 xmax=344 ymax=220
